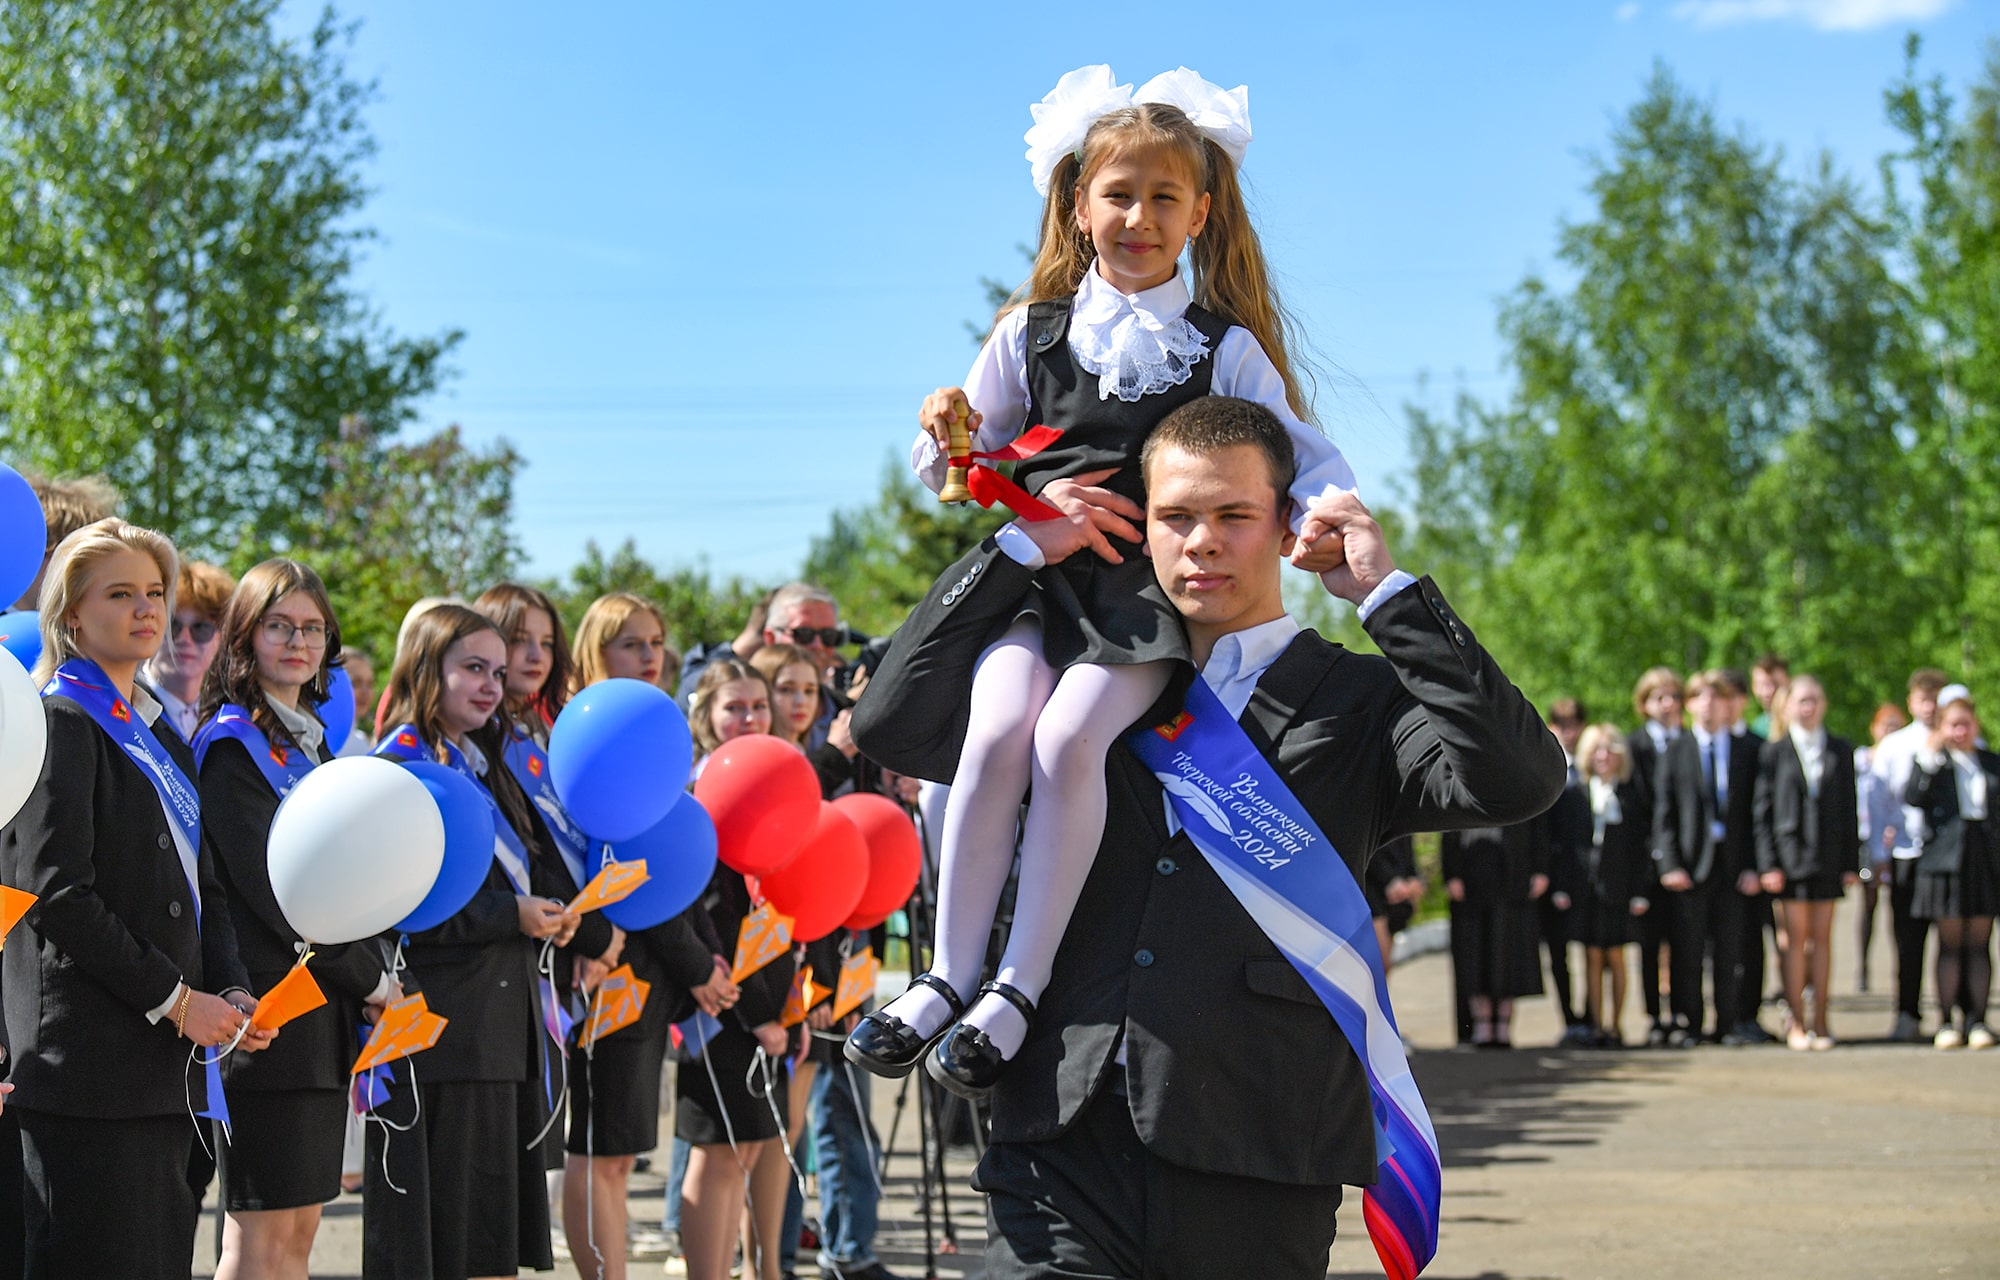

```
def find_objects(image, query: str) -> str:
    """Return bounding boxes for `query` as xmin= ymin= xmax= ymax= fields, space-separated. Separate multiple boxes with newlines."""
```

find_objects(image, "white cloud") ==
xmin=1617 ymin=2 xmax=1643 ymax=20
xmin=1671 ymin=0 xmax=1955 ymax=29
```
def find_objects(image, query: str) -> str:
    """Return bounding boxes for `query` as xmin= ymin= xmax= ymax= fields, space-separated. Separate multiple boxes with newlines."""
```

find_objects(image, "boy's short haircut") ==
xmin=1141 ymin=395 xmax=1297 ymax=503
xmin=176 ymin=561 xmax=237 ymax=622
xmin=1716 ymin=668 xmax=1750 ymax=699
xmin=1686 ymin=669 xmax=1730 ymax=700
xmin=1751 ymin=652 xmax=1789 ymax=679
xmin=1909 ymin=668 xmax=1951 ymax=696
xmin=1631 ymin=667 xmax=1684 ymax=721
xmin=1546 ymin=697 xmax=1587 ymax=726
xmin=30 ymin=474 xmax=119 ymax=549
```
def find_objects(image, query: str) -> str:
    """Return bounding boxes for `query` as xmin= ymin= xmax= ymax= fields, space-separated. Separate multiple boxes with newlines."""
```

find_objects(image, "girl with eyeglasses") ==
xmin=194 ymin=559 xmax=403 ymax=1279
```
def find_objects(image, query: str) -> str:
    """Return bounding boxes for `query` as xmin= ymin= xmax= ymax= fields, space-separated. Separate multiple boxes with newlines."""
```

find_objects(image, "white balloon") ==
xmin=267 ymin=756 xmax=444 ymax=944
xmin=0 ymin=646 xmax=47 ymax=829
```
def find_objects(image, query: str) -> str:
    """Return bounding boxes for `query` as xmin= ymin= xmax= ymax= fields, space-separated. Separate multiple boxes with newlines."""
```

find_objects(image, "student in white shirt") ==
xmin=1905 ymin=687 xmax=1999 ymax=1050
xmin=1872 ymin=668 xmax=1954 ymax=1040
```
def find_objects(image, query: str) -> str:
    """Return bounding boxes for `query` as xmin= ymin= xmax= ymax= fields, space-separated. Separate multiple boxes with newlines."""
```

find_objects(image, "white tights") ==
xmin=880 ymin=619 xmax=1170 ymax=1059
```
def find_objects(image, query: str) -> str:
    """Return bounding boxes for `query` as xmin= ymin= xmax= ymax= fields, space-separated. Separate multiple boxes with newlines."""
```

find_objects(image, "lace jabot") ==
xmin=1068 ymin=266 xmax=1212 ymax=403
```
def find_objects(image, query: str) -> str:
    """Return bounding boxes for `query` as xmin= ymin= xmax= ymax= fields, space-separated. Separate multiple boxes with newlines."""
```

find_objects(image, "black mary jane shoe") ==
xmin=844 ymin=972 xmax=965 ymax=1079
xmin=926 ymin=980 xmax=1036 ymax=1102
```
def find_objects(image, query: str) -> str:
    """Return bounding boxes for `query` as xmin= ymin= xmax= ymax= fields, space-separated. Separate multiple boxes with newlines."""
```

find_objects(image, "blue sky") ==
xmin=283 ymin=0 xmax=1994 ymax=585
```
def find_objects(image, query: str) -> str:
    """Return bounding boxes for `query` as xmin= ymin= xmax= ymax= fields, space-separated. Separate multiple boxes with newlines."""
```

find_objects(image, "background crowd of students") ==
xmin=0 ymin=473 xmax=917 ymax=1280
xmin=1443 ymin=661 xmax=1997 ymax=1055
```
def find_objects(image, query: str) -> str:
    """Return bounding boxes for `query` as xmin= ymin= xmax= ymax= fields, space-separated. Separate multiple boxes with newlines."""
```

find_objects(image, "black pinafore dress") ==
xmin=998 ymin=296 xmax=1232 ymax=671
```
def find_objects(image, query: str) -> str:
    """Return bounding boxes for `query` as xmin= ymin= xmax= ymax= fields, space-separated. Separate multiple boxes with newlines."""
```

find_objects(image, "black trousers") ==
xmin=1538 ymin=896 xmax=1580 ymax=1024
xmin=17 ymin=1108 xmax=198 ymax=1280
xmin=1634 ymin=882 xmax=1668 ymax=1023
xmin=975 ymin=1086 xmax=1344 ymax=1280
xmin=1890 ymin=857 xmax=1932 ymax=1021
xmin=1663 ymin=874 xmax=1750 ymax=1036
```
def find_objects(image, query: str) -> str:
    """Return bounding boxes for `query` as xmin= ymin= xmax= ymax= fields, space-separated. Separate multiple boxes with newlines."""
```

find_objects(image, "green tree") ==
xmin=545 ymin=539 xmax=768 ymax=661
xmin=288 ymin=416 xmax=520 ymax=668
xmin=1400 ymin=66 xmax=1927 ymax=731
xmin=1883 ymin=36 xmax=2000 ymax=687
xmin=0 ymin=0 xmax=457 ymax=558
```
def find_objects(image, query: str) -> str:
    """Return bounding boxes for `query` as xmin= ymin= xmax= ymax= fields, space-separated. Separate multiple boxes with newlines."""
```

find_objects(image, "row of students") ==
xmin=0 ymin=519 xmax=903 ymax=1280
xmin=1530 ymin=666 xmax=1992 ymax=1053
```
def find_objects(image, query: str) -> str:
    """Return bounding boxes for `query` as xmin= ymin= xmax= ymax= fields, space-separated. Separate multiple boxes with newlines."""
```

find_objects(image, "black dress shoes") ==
xmin=844 ymin=973 xmax=964 ymax=1078
xmin=927 ymin=981 xmax=1036 ymax=1101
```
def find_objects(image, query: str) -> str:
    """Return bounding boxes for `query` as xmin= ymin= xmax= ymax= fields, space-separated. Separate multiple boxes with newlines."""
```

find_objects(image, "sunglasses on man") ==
xmin=782 ymin=625 xmax=850 ymax=648
xmin=172 ymin=617 xmax=218 ymax=645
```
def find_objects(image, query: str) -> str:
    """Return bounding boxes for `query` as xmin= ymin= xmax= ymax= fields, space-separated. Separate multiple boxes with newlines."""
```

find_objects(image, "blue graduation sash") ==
xmin=45 ymin=659 xmax=203 ymax=919
xmin=375 ymin=723 xmax=568 ymax=1108
xmin=193 ymin=703 xmax=318 ymax=799
xmin=502 ymin=722 xmax=591 ymax=887
xmin=1125 ymin=677 xmax=1441 ymax=1280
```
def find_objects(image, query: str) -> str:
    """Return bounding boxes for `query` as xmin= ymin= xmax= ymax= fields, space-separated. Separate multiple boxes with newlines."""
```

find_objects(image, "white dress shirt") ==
xmin=913 ymin=265 xmax=1358 ymax=531
xmin=1790 ymin=724 xmax=1828 ymax=800
xmin=1872 ymin=720 xmax=1931 ymax=857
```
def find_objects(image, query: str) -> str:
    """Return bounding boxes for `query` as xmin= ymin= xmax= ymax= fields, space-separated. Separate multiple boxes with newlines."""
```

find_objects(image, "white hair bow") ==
xmin=1021 ymin=64 xmax=1254 ymax=197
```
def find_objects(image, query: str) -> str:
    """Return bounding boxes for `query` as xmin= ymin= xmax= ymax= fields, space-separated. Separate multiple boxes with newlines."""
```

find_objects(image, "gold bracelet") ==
xmin=172 ymin=986 xmax=193 ymax=1038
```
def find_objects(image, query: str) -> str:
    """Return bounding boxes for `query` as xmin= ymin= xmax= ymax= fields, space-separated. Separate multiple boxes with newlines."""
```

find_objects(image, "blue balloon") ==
xmin=319 ymin=665 xmax=357 ymax=753
xmin=393 ymin=761 xmax=497 ymax=933
xmin=548 ymin=678 xmax=693 ymax=842
xmin=0 ymin=465 xmax=44 ymax=609
xmin=0 ymin=611 xmax=40 ymax=672
xmin=595 ymin=796 xmax=716 ymax=930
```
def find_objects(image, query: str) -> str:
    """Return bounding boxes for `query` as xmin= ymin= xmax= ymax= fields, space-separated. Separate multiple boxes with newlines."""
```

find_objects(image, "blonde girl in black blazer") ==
xmin=5 ymin=518 xmax=273 ymax=1279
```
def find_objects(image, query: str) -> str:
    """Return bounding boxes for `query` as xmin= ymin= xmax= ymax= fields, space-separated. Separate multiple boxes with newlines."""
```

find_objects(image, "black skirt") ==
xmin=1914 ymin=821 xmax=1999 ymax=920
xmin=566 ymin=1017 xmax=671 ymax=1157
xmin=1449 ymin=899 xmax=1544 ymax=1001
xmin=1775 ymin=871 xmax=1847 ymax=902
xmin=361 ymin=1077 xmax=553 ymax=1279
xmin=675 ymin=1021 xmax=787 ymax=1146
xmin=223 ymin=1087 xmax=347 ymax=1211
xmin=1011 ymin=544 xmax=1191 ymax=671
xmin=18 ymin=1108 xmax=198 ymax=1280
xmin=1567 ymin=883 xmax=1635 ymax=949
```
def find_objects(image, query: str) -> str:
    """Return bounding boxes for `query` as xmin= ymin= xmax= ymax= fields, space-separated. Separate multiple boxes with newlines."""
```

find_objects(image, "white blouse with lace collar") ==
xmin=912 ymin=263 xmax=1357 ymax=531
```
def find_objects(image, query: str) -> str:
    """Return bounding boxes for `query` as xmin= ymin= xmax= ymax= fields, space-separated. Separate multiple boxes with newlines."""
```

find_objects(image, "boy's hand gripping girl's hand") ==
xmin=1291 ymin=490 xmax=1397 ymax=604
xmin=919 ymin=387 xmax=982 ymax=446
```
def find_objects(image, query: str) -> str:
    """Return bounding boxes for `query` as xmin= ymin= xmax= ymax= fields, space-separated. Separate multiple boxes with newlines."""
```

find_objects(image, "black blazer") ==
xmin=1441 ymin=820 xmax=1547 ymax=905
xmin=3 ymin=697 xmax=251 ymax=1118
xmin=200 ymin=738 xmax=391 ymax=1093
xmin=1753 ymin=733 xmax=1861 ymax=881
xmin=853 ymin=542 xmax=1565 ymax=1188
xmin=1653 ymin=729 xmax=1762 ymax=885
xmin=1904 ymin=747 xmax=2000 ymax=877
xmin=1563 ymin=777 xmax=1649 ymax=908
xmin=393 ymin=758 xmax=549 ymax=1085
xmin=685 ymin=865 xmax=795 ymax=1035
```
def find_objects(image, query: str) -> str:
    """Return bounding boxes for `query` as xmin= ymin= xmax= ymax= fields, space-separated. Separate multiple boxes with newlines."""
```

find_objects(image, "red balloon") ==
xmin=760 ymin=802 xmax=868 ymax=942
xmin=693 ymin=736 xmax=820 ymax=876
xmin=833 ymin=793 xmax=923 ymax=931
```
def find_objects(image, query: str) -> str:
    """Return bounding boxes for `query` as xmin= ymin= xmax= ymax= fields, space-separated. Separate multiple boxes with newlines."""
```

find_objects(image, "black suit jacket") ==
xmin=200 ymin=738 xmax=391 ymax=1092
xmin=3 ymin=697 xmax=251 ymax=1118
xmin=1441 ymin=820 xmax=1547 ymax=904
xmin=1904 ymin=747 xmax=2000 ymax=878
xmin=1653 ymin=729 xmax=1762 ymax=885
xmin=853 ymin=540 xmax=1565 ymax=1187
xmin=1753 ymin=734 xmax=1861 ymax=881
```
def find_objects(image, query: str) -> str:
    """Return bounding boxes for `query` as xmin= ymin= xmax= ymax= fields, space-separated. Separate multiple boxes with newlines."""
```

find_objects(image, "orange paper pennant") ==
xmin=780 ymin=965 xmax=836 ymax=1028
xmin=570 ymin=858 xmax=649 ymax=916
xmin=351 ymin=994 xmax=449 ymax=1074
xmin=0 ymin=886 xmax=37 ymax=949
xmin=832 ymin=950 xmax=881 ymax=1022
xmin=580 ymin=963 xmax=650 ymax=1047
xmin=250 ymin=955 xmax=328 ymax=1032
xmin=730 ymin=902 xmax=794 ymax=984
